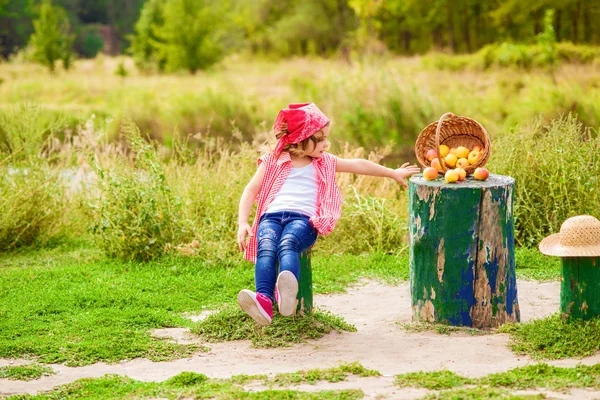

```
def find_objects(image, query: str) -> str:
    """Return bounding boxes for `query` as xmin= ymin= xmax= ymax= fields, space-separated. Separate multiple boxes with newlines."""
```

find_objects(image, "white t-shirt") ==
xmin=266 ymin=162 xmax=319 ymax=217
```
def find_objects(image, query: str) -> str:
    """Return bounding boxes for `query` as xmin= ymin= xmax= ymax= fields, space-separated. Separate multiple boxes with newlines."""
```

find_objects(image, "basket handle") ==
xmin=435 ymin=112 xmax=455 ymax=173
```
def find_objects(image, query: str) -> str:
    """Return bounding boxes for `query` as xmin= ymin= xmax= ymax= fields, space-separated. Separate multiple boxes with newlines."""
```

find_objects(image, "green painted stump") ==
xmin=296 ymin=251 xmax=313 ymax=315
xmin=408 ymin=173 xmax=520 ymax=329
xmin=561 ymin=257 xmax=600 ymax=320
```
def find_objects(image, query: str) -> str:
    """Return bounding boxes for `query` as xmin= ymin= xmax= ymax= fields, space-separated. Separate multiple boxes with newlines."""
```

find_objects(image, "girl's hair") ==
xmin=274 ymin=122 xmax=329 ymax=157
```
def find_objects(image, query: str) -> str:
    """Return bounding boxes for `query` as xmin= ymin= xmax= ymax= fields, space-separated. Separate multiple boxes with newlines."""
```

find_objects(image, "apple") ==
xmin=426 ymin=148 xmax=438 ymax=162
xmin=439 ymin=144 xmax=450 ymax=158
xmin=455 ymin=167 xmax=466 ymax=181
xmin=468 ymin=150 xmax=482 ymax=165
xmin=456 ymin=158 xmax=469 ymax=169
xmin=445 ymin=169 xmax=459 ymax=183
xmin=474 ymin=167 xmax=490 ymax=181
xmin=431 ymin=158 xmax=442 ymax=170
xmin=472 ymin=145 xmax=483 ymax=152
xmin=456 ymin=146 xmax=470 ymax=159
xmin=444 ymin=153 xmax=457 ymax=168
xmin=423 ymin=167 xmax=438 ymax=181
xmin=450 ymin=147 xmax=458 ymax=155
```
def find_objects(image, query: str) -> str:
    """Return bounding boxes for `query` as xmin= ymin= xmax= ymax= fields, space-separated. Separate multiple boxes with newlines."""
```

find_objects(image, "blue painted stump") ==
xmin=408 ymin=174 xmax=520 ymax=329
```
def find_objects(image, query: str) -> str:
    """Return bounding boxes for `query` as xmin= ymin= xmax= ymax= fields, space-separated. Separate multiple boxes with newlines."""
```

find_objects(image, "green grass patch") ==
xmin=480 ymin=363 xmax=600 ymax=391
xmin=500 ymin=314 xmax=600 ymax=359
xmin=395 ymin=363 xmax=600 ymax=396
xmin=514 ymin=248 xmax=560 ymax=281
xmin=0 ymin=363 xmax=55 ymax=381
xmin=272 ymin=362 xmax=380 ymax=386
xmin=0 ymin=245 xmax=404 ymax=365
xmin=192 ymin=306 xmax=356 ymax=348
xmin=7 ymin=365 xmax=370 ymax=399
xmin=421 ymin=387 xmax=544 ymax=399
xmin=395 ymin=370 xmax=473 ymax=390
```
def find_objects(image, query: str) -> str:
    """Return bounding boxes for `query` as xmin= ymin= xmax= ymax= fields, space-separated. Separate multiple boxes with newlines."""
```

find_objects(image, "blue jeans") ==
xmin=255 ymin=211 xmax=318 ymax=302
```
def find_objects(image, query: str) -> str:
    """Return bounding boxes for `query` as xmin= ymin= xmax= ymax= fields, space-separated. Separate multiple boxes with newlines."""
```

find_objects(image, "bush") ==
xmin=489 ymin=115 xmax=600 ymax=247
xmin=0 ymin=166 xmax=63 ymax=251
xmin=85 ymin=121 xmax=192 ymax=261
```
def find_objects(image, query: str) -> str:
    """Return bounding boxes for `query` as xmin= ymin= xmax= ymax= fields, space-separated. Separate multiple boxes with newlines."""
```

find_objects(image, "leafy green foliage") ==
xmin=499 ymin=314 xmax=600 ymax=360
xmin=86 ymin=121 xmax=193 ymax=261
xmin=128 ymin=0 xmax=167 ymax=72
xmin=489 ymin=115 xmax=600 ymax=247
xmin=28 ymin=0 xmax=75 ymax=72
xmin=192 ymin=307 xmax=356 ymax=348
xmin=0 ymin=363 xmax=55 ymax=381
xmin=130 ymin=0 xmax=227 ymax=73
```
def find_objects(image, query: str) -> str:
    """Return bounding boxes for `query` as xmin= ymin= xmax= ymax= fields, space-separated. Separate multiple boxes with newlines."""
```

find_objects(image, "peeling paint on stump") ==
xmin=408 ymin=174 xmax=520 ymax=328
xmin=560 ymin=257 xmax=600 ymax=320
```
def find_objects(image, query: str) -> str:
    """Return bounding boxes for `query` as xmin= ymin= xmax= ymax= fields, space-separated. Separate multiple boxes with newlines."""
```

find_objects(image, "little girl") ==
xmin=237 ymin=103 xmax=420 ymax=326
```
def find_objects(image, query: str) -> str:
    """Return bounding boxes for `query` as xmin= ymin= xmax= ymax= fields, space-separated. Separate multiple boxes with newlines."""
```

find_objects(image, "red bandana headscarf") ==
xmin=273 ymin=103 xmax=330 ymax=156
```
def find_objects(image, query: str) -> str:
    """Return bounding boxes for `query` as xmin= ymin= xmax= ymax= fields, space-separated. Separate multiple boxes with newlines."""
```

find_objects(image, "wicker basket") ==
xmin=415 ymin=112 xmax=491 ymax=175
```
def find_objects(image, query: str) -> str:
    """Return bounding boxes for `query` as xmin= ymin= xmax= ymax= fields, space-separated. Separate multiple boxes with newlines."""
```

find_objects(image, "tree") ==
xmin=129 ymin=0 xmax=167 ymax=71
xmin=28 ymin=0 xmax=75 ymax=72
xmin=156 ymin=0 xmax=226 ymax=74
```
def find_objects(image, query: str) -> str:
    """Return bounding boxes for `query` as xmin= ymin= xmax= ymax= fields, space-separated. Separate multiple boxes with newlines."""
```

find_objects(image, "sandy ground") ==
xmin=2 ymin=279 xmax=600 ymax=399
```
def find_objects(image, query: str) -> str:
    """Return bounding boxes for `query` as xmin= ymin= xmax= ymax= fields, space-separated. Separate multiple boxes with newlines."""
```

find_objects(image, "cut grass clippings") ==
xmin=6 ymin=363 xmax=372 ymax=400
xmin=0 ymin=363 xmax=55 ymax=381
xmin=499 ymin=314 xmax=600 ymax=360
xmin=192 ymin=306 xmax=356 ymax=348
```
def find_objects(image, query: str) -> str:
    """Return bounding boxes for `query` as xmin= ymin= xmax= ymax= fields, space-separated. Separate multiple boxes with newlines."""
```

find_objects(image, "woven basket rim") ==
xmin=415 ymin=113 xmax=491 ymax=175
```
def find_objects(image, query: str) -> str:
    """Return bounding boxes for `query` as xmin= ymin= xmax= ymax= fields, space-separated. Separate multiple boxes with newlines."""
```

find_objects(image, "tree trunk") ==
xmin=561 ymin=257 xmax=600 ymax=320
xmin=296 ymin=251 xmax=313 ymax=315
xmin=409 ymin=174 xmax=520 ymax=329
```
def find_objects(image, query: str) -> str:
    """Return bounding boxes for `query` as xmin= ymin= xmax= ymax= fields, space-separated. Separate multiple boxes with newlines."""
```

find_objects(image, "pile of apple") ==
xmin=422 ymin=144 xmax=490 ymax=183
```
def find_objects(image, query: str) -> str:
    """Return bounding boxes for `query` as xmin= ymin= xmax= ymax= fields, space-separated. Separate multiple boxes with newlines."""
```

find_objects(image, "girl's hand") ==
xmin=392 ymin=162 xmax=421 ymax=188
xmin=237 ymin=223 xmax=253 ymax=252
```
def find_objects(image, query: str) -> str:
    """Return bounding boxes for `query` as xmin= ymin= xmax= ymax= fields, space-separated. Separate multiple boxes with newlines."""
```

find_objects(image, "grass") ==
xmin=514 ymin=248 xmax=560 ymax=281
xmin=395 ymin=370 xmax=474 ymax=390
xmin=0 ymin=363 xmax=55 ymax=381
xmin=7 ymin=364 xmax=373 ymax=399
xmin=499 ymin=314 xmax=600 ymax=360
xmin=192 ymin=307 xmax=356 ymax=348
xmin=0 ymin=242 xmax=412 ymax=365
xmin=396 ymin=363 xmax=600 ymax=398
xmin=0 ymin=238 xmax=562 ymax=366
xmin=421 ymin=387 xmax=545 ymax=399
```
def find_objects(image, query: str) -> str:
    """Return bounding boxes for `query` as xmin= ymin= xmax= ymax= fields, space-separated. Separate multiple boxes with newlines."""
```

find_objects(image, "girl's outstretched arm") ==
xmin=336 ymin=157 xmax=421 ymax=188
xmin=238 ymin=162 xmax=266 ymax=252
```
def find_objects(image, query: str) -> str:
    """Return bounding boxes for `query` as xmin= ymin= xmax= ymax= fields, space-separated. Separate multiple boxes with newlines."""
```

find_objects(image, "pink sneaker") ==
xmin=237 ymin=289 xmax=273 ymax=326
xmin=275 ymin=271 xmax=298 ymax=317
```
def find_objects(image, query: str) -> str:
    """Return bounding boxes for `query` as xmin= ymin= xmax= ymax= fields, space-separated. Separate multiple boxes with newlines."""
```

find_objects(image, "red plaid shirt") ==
xmin=244 ymin=151 xmax=342 ymax=263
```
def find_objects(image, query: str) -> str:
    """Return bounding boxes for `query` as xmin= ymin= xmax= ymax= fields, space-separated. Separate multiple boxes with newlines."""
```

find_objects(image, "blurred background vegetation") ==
xmin=0 ymin=0 xmax=599 ymax=261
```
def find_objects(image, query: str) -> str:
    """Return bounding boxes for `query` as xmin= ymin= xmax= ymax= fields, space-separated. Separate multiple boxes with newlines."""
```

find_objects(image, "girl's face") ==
xmin=304 ymin=124 xmax=331 ymax=158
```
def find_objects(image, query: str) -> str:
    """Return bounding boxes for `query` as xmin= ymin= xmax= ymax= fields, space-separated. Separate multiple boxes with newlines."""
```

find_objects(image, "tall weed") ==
xmin=489 ymin=115 xmax=600 ymax=246
xmin=85 ymin=121 xmax=192 ymax=261
xmin=0 ymin=166 xmax=64 ymax=251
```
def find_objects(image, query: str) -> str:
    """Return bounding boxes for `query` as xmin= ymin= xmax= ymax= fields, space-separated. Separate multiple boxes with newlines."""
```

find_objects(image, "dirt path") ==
xmin=2 ymin=279 xmax=600 ymax=398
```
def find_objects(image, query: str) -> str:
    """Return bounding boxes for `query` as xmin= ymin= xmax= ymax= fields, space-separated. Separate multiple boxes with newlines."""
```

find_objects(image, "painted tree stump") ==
xmin=408 ymin=174 xmax=520 ymax=329
xmin=296 ymin=251 xmax=313 ymax=316
xmin=561 ymin=257 xmax=600 ymax=320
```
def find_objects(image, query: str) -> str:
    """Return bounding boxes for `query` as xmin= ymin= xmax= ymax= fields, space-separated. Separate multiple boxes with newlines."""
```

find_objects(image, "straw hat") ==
xmin=539 ymin=215 xmax=600 ymax=257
